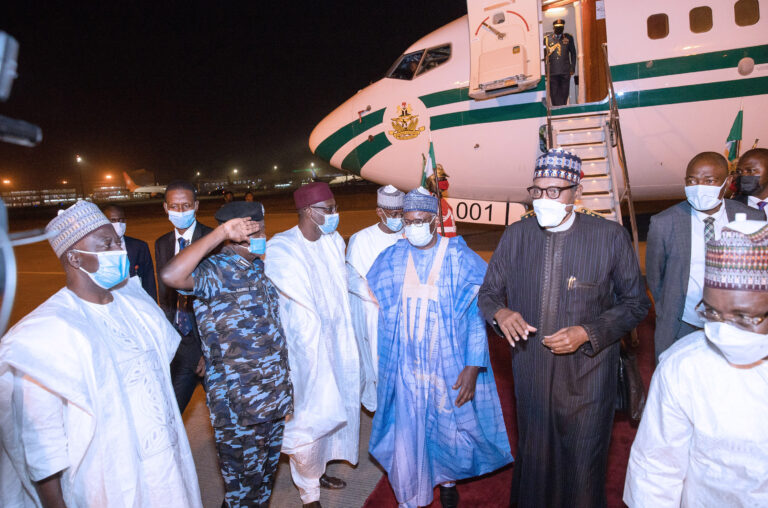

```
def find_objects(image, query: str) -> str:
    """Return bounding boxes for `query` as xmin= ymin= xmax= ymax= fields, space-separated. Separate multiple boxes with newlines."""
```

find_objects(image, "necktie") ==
xmin=175 ymin=237 xmax=194 ymax=336
xmin=704 ymin=216 xmax=715 ymax=245
xmin=758 ymin=201 xmax=767 ymax=210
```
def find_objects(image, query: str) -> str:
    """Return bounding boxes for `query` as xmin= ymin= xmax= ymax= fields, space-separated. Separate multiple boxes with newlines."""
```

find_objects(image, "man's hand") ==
xmin=221 ymin=218 xmax=261 ymax=243
xmin=453 ymin=366 xmax=480 ymax=407
xmin=194 ymin=356 xmax=206 ymax=377
xmin=494 ymin=308 xmax=537 ymax=347
xmin=542 ymin=326 xmax=589 ymax=354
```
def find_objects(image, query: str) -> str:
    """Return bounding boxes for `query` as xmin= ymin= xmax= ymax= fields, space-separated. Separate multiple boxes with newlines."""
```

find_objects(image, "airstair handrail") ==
xmin=544 ymin=46 xmax=554 ymax=149
xmin=602 ymin=42 xmax=640 ymax=257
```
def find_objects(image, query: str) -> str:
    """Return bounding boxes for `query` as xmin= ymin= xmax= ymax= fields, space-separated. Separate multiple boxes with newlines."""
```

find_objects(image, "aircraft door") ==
xmin=467 ymin=0 xmax=542 ymax=100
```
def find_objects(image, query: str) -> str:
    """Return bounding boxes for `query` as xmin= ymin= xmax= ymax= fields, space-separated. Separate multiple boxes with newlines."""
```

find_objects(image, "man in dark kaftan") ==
xmin=478 ymin=148 xmax=649 ymax=508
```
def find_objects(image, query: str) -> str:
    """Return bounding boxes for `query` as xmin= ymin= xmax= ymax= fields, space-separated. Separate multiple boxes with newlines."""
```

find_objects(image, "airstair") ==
xmin=544 ymin=44 xmax=640 ymax=254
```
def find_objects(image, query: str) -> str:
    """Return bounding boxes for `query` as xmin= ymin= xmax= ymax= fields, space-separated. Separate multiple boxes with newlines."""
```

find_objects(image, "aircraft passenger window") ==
xmin=386 ymin=50 xmax=425 ymax=80
xmin=690 ymin=6 xmax=713 ymax=33
xmin=647 ymin=13 xmax=669 ymax=39
xmin=416 ymin=44 xmax=451 ymax=76
xmin=734 ymin=0 xmax=760 ymax=26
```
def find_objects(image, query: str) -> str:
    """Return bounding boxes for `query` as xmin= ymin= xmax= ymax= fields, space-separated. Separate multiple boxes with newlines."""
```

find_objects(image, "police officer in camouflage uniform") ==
xmin=544 ymin=18 xmax=577 ymax=106
xmin=160 ymin=201 xmax=293 ymax=508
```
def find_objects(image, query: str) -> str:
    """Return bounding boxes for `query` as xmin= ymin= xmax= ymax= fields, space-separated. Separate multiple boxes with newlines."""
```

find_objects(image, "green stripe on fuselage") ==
xmin=314 ymin=108 xmax=386 ymax=163
xmin=341 ymin=132 xmax=391 ymax=174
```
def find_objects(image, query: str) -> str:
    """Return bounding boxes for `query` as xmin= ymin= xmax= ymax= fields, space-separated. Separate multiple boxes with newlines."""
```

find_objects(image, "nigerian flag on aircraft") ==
xmin=725 ymin=109 xmax=743 ymax=162
xmin=421 ymin=140 xmax=437 ymax=187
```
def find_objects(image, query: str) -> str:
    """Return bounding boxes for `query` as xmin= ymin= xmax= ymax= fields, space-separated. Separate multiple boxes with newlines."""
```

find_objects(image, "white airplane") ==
xmin=309 ymin=0 xmax=768 ymax=225
xmin=122 ymin=171 xmax=166 ymax=197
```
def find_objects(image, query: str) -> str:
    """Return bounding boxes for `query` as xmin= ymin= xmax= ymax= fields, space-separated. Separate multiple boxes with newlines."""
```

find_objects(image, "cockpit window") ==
xmin=386 ymin=44 xmax=452 ymax=80
xmin=416 ymin=44 xmax=451 ymax=76
xmin=387 ymin=50 xmax=425 ymax=80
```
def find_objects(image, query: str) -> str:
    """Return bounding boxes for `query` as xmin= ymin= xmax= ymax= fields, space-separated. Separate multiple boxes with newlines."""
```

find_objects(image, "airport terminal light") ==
xmin=62 ymin=180 xmax=68 ymax=184
xmin=2 ymin=179 xmax=10 ymax=185
xmin=105 ymin=174 xmax=112 ymax=180
xmin=196 ymin=171 xmax=200 ymax=176
xmin=233 ymin=168 xmax=238 ymax=174
xmin=76 ymin=154 xmax=82 ymax=163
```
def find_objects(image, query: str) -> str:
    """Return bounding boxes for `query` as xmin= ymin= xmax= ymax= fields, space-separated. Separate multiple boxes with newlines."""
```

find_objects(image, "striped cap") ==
xmin=403 ymin=187 xmax=438 ymax=214
xmin=705 ymin=218 xmax=768 ymax=291
xmin=377 ymin=185 xmax=405 ymax=210
xmin=534 ymin=148 xmax=583 ymax=184
xmin=45 ymin=200 xmax=111 ymax=257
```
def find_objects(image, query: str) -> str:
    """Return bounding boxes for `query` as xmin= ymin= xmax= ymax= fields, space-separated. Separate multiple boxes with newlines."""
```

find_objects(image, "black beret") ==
xmin=214 ymin=201 xmax=265 ymax=224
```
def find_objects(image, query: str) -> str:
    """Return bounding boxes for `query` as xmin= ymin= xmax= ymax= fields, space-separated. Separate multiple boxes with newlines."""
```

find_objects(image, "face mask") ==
xmin=384 ymin=216 xmax=403 ymax=232
xmin=405 ymin=221 xmax=435 ymax=247
xmin=738 ymin=175 xmax=761 ymax=196
xmin=74 ymin=250 xmax=130 ymax=289
xmin=704 ymin=321 xmax=768 ymax=366
xmin=532 ymin=198 xmax=570 ymax=228
xmin=168 ymin=209 xmax=196 ymax=230
xmin=312 ymin=212 xmax=339 ymax=235
xmin=249 ymin=237 xmax=266 ymax=255
xmin=685 ymin=181 xmax=725 ymax=211
xmin=438 ymin=180 xmax=450 ymax=191
xmin=112 ymin=222 xmax=126 ymax=238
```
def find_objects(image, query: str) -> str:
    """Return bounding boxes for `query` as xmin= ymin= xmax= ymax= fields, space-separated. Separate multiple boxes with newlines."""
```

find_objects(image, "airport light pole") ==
xmin=75 ymin=154 xmax=85 ymax=198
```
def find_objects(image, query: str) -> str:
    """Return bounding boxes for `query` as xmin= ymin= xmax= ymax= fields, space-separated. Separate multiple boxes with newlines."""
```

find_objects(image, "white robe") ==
xmin=346 ymin=223 xmax=401 ymax=411
xmin=0 ymin=277 xmax=202 ymax=508
xmin=265 ymin=226 xmax=360 ymax=464
xmin=624 ymin=331 xmax=768 ymax=507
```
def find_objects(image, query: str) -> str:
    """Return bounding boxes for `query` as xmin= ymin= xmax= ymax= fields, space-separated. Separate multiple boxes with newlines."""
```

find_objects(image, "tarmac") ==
xmin=3 ymin=186 xmax=650 ymax=507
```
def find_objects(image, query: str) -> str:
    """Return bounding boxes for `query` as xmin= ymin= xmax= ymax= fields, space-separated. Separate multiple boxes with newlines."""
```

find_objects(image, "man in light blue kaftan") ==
xmin=367 ymin=188 xmax=512 ymax=508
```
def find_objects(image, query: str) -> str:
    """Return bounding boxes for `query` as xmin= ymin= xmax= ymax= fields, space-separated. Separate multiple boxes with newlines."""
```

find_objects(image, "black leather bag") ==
xmin=616 ymin=339 xmax=646 ymax=422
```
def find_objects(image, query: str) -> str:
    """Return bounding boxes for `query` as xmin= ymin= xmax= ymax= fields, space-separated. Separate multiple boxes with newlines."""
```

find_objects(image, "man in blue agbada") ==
xmin=367 ymin=187 xmax=512 ymax=508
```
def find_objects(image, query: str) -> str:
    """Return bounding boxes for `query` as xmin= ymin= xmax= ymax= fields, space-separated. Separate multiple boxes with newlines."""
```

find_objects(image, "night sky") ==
xmin=0 ymin=1 xmax=467 ymax=189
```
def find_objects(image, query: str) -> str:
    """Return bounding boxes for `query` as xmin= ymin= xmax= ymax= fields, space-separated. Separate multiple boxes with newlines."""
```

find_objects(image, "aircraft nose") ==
xmin=309 ymin=104 xmax=348 ymax=164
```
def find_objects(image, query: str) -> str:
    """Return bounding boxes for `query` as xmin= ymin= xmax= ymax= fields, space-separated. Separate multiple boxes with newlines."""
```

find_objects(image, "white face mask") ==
xmin=405 ymin=221 xmax=435 ymax=247
xmin=704 ymin=321 xmax=768 ymax=366
xmin=532 ymin=198 xmax=570 ymax=228
xmin=685 ymin=181 xmax=726 ymax=211
xmin=112 ymin=222 xmax=126 ymax=238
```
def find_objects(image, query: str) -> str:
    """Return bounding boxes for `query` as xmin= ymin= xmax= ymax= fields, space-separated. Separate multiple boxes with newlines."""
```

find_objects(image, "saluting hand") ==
xmin=221 ymin=218 xmax=261 ymax=243
xmin=494 ymin=308 xmax=537 ymax=347
xmin=542 ymin=326 xmax=589 ymax=354
xmin=453 ymin=366 xmax=480 ymax=407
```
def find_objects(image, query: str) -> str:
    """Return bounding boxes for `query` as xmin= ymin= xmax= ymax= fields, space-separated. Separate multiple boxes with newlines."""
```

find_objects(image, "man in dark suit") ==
xmin=102 ymin=204 xmax=157 ymax=301
xmin=732 ymin=147 xmax=768 ymax=219
xmin=646 ymin=152 xmax=764 ymax=362
xmin=155 ymin=180 xmax=213 ymax=412
xmin=544 ymin=19 xmax=577 ymax=106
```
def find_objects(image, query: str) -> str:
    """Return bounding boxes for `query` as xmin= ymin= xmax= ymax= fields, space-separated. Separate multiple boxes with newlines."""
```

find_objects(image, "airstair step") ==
xmin=582 ymin=159 xmax=609 ymax=176
xmin=551 ymin=114 xmax=607 ymax=131
xmin=557 ymin=128 xmax=605 ymax=146
xmin=567 ymin=144 xmax=607 ymax=160
xmin=580 ymin=175 xmax=612 ymax=193
xmin=578 ymin=194 xmax=614 ymax=210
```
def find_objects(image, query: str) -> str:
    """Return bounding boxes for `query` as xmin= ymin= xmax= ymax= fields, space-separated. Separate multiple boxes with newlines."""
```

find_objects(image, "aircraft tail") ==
xmin=122 ymin=171 xmax=139 ymax=192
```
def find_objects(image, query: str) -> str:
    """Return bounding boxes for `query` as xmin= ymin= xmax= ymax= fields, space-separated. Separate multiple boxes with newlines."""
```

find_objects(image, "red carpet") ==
xmin=363 ymin=309 xmax=656 ymax=508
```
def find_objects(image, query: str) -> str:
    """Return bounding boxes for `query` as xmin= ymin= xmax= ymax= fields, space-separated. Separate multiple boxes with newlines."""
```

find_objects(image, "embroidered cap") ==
xmin=705 ymin=216 xmax=768 ymax=291
xmin=377 ymin=185 xmax=405 ymax=210
xmin=534 ymin=148 xmax=583 ymax=184
xmin=403 ymin=187 xmax=439 ymax=214
xmin=293 ymin=181 xmax=334 ymax=209
xmin=45 ymin=200 xmax=111 ymax=257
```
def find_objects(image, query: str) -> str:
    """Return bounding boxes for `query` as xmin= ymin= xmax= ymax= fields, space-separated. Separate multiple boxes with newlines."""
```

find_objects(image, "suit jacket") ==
xmin=731 ymin=193 xmax=768 ymax=219
xmin=154 ymin=221 xmax=213 ymax=344
xmin=646 ymin=199 xmax=764 ymax=360
xmin=124 ymin=236 xmax=157 ymax=301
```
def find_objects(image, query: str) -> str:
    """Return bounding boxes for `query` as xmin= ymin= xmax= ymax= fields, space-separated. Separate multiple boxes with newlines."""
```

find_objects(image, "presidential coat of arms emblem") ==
xmin=388 ymin=102 xmax=425 ymax=140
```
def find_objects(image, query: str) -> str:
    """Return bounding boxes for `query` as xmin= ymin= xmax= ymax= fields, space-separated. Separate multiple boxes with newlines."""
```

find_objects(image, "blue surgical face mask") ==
xmin=313 ymin=212 xmax=339 ymax=235
xmin=74 ymin=249 xmax=130 ymax=289
xmin=168 ymin=209 xmax=196 ymax=230
xmin=249 ymin=237 xmax=266 ymax=255
xmin=405 ymin=221 xmax=435 ymax=247
xmin=385 ymin=216 xmax=403 ymax=232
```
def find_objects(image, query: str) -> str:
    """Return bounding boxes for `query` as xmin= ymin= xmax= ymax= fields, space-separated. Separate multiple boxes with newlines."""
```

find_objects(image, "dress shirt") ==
xmin=173 ymin=221 xmax=197 ymax=255
xmin=681 ymin=203 xmax=728 ymax=326
xmin=747 ymin=195 xmax=768 ymax=210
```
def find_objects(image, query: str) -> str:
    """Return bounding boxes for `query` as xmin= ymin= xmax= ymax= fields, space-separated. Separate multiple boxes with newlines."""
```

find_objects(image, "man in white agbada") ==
xmin=0 ymin=200 xmax=201 ymax=508
xmin=624 ymin=216 xmax=768 ymax=507
xmin=346 ymin=184 xmax=404 ymax=411
xmin=265 ymin=182 xmax=360 ymax=508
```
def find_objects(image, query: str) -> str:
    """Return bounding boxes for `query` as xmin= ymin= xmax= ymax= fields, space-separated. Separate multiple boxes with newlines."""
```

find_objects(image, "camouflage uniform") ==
xmin=191 ymin=246 xmax=293 ymax=508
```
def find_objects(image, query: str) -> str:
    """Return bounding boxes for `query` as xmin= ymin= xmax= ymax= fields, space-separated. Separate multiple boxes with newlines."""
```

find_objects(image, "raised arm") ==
xmin=160 ymin=218 xmax=259 ymax=290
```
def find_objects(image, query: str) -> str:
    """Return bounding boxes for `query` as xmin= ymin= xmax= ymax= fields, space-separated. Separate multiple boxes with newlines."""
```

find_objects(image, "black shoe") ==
xmin=439 ymin=485 xmax=459 ymax=508
xmin=302 ymin=502 xmax=322 ymax=508
xmin=319 ymin=473 xmax=346 ymax=489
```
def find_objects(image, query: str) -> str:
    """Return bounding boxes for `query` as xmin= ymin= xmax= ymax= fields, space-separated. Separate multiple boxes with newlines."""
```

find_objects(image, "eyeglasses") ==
xmin=695 ymin=300 xmax=768 ymax=328
xmin=382 ymin=210 xmax=404 ymax=219
xmin=310 ymin=205 xmax=338 ymax=214
xmin=402 ymin=217 xmax=434 ymax=226
xmin=527 ymin=184 xmax=577 ymax=199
